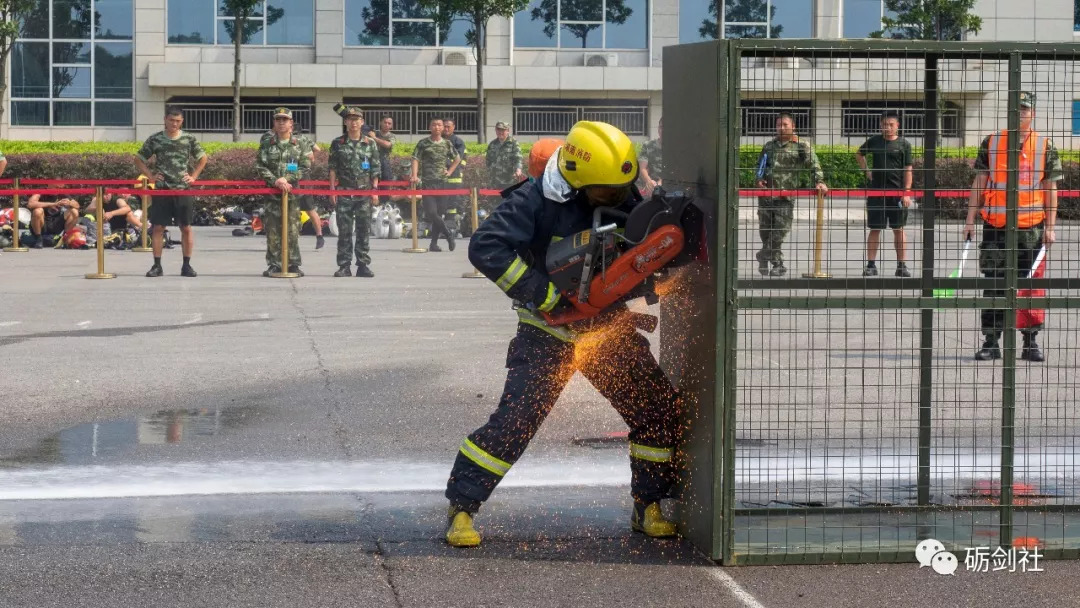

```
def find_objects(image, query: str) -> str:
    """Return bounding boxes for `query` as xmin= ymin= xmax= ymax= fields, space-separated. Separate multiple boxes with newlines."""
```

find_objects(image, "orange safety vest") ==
xmin=981 ymin=129 xmax=1047 ymax=229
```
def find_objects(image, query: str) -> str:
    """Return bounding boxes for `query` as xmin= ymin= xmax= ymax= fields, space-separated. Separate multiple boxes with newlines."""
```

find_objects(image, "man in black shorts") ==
xmin=85 ymin=192 xmax=142 ymax=248
xmin=26 ymin=194 xmax=79 ymax=248
xmin=855 ymin=112 xmax=914 ymax=277
xmin=134 ymin=106 xmax=208 ymax=277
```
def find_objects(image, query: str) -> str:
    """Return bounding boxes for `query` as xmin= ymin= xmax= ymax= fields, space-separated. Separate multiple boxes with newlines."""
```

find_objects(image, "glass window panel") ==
xmin=218 ymin=0 xmax=263 ymax=17
xmin=725 ymin=24 xmax=766 ymax=38
xmin=53 ymin=101 xmax=92 ymax=125
xmin=724 ymin=0 xmax=767 ymax=24
xmin=218 ymin=18 xmax=266 ymax=45
xmin=54 ymin=66 xmax=92 ymax=98
xmin=439 ymin=18 xmax=470 ymax=46
xmin=95 ymin=101 xmax=133 ymax=126
xmin=12 ymin=42 xmax=50 ymax=98
xmin=605 ymin=0 xmax=647 ymax=49
xmin=19 ymin=0 xmax=50 ymax=39
xmin=392 ymin=0 xmax=432 ymax=19
xmin=392 ymin=20 xmax=435 ymax=46
xmin=843 ymin=0 xmax=881 ymax=38
xmin=679 ymin=0 xmax=717 ymax=43
xmin=267 ymin=0 xmax=314 ymax=44
xmin=771 ymin=0 xmax=812 ymax=38
xmin=560 ymin=0 xmax=601 ymax=22
xmin=95 ymin=42 xmax=132 ymax=99
xmin=560 ymin=23 xmax=603 ymax=48
xmin=53 ymin=42 xmax=91 ymax=64
xmin=95 ymin=0 xmax=133 ymax=39
xmin=515 ymin=0 xmax=557 ymax=47
xmin=169 ymin=0 xmax=215 ymax=43
xmin=12 ymin=101 xmax=50 ymax=126
xmin=345 ymin=0 xmax=390 ymax=45
xmin=53 ymin=0 xmax=93 ymax=39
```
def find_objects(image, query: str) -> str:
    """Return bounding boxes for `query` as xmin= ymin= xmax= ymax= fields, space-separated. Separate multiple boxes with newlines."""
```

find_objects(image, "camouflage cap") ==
xmin=342 ymin=106 xmax=364 ymax=119
xmin=495 ymin=121 xmax=510 ymax=130
xmin=1019 ymin=91 xmax=1036 ymax=108
xmin=274 ymin=107 xmax=293 ymax=119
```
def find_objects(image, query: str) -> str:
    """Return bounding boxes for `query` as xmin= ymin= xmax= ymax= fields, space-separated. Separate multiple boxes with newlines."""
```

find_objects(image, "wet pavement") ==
xmin=3 ymin=228 xmax=1080 ymax=606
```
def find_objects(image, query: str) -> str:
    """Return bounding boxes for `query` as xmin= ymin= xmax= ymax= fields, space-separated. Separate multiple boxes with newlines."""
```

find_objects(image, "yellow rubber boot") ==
xmin=631 ymin=502 xmax=678 ymax=538
xmin=445 ymin=508 xmax=482 ymax=547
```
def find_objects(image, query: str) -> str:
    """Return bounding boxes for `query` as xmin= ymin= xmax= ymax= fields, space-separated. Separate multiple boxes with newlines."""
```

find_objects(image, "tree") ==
xmin=529 ymin=0 xmax=632 ymax=49
xmin=422 ymin=0 xmax=530 ymax=143
xmin=0 ymin=0 xmax=40 ymax=128
xmin=873 ymin=0 xmax=981 ymax=41
xmin=700 ymin=0 xmax=782 ymax=40
xmin=222 ymin=0 xmax=263 ymax=142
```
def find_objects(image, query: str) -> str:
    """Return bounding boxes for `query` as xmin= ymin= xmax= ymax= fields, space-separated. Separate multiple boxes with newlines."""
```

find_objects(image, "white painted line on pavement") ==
xmin=0 ymin=321 xmax=21 ymax=327
xmin=76 ymin=321 xmax=92 ymax=328
xmin=184 ymin=313 xmax=203 ymax=325
xmin=708 ymin=569 xmax=767 ymax=608
xmin=258 ymin=313 xmax=270 ymax=319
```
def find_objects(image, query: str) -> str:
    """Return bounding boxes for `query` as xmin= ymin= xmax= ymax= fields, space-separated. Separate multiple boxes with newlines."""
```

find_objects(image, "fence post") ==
xmin=85 ymin=186 xmax=116 ymax=280
xmin=131 ymin=175 xmax=152 ymax=252
xmin=3 ymin=178 xmax=28 ymax=252
xmin=461 ymin=187 xmax=484 ymax=278
xmin=270 ymin=190 xmax=299 ymax=278
xmin=801 ymin=191 xmax=831 ymax=279
xmin=402 ymin=194 xmax=427 ymax=253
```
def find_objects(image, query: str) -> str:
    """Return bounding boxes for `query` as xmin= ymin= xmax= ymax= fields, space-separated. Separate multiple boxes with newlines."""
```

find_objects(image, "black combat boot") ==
xmin=1021 ymin=332 xmax=1045 ymax=362
xmin=975 ymin=333 xmax=1002 ymax=361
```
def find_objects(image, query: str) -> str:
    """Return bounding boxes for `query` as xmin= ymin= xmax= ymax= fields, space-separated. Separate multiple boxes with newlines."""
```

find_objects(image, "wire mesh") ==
xmin=726 ymin=42 xmax=1080 ymax=565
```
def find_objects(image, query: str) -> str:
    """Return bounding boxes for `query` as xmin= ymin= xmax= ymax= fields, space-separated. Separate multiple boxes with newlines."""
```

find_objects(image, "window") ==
xmin=1073 ymin=101 xmax=1080 ymax=134
xmin=167 ymin=0 xmax=314 ymax=46
xmin=740 ymin=100 xmax=812 ymax=136
xmin=166 ymin=97 xmax=316 ymax=133
xmin=513 ymin=99 xmax=648 ymax=136
xmin=343 ymin=98 xmax=478 ymax=134
xmin=680 ymin=0 xmax=812 ymax=44
xmin=841 ymin=100 xmax=963 ymax=137
xmin=515 ymin=0 xmax=649 ymax=49
xmin=12 ymin=0 xmax=133 ymax=127
xmin=344 ymin=0 xmax=469 ymax=47
xmin=1076 ymin=0 xmax=1080 ymax=32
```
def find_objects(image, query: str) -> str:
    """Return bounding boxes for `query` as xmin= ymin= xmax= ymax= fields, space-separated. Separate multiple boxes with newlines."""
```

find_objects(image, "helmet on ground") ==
xmin=557 ymin=121 xmax=638 ymax=190
xmin=63 ymin=227 xmax=87 ymax=249
xmin=0 ymin=208 xmax=13 ymax=226
xmin=529 ymin=138 xmax=564 ymax=179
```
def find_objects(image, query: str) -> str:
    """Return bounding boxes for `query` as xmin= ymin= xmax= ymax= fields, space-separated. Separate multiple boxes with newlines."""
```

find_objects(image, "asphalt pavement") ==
xmin=2 ymin=226 xmax=1080 ymax=607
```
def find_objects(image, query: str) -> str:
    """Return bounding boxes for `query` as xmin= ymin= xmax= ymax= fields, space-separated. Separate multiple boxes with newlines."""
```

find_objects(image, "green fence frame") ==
xmin=662 ymin=39 xmax=1080 ymax=565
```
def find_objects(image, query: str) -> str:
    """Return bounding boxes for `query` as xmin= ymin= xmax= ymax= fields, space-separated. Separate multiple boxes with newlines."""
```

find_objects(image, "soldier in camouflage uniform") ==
xmin=134 ymin=106 xmax=208 ymax=278
xmin=373 ymin=115 xmax=397 ymax=205
xmin=443 ymin=118 xmax=468 ymax=238
xmin=965 ymin=91 xmax=1062 ymax=362
xmin=261 ymin=129 xmax=325 ymax=249
xmin=410 ymin=117 xmax=461 ymax=252
xmin=638 ymin=117 xmax=663 ymax=196
xmin=753 ymin=113 xmax=828 ymax=276
xmin=485 ymin=121 xmax=524 ymax=191
xmin=329 ymin=107 xmax=381 ymax=278
xmin=256 ymin=107 xmax=311 ymax=277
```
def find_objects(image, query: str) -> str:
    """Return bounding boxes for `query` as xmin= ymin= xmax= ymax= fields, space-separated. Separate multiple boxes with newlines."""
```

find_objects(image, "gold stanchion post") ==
xmin=461 ymin=187 xmax=484 ymax=278
xmin=402 ymin=194 xmax=427 ymax=253
xmin=85 ymin=186 xmax=116 ymax=279
xmin=131 ymin=175 xmax=152 ymax=252
xmin=270 ymin=190 xmax=299 ymax=278
xmin=3 ymin=178 xmax=28 ymax=252
xmin=802 ymin=191 xmax=831 ymax=279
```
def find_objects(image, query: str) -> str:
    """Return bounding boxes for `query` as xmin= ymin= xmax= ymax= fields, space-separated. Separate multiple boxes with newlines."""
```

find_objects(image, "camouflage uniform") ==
xmin=973 ymin=132 xmax=1063 ymax=337
xmin=376 ymin=127 xmax=397 ymax=204
xmin=638 ymin=138 xmax=663 ymax=185
xmin=256 ymin=133 xmax=311 ymax=269
xmin=445 ymin=132 xmax=468 ymax=235
xmin=135 ymin=130 xmax=206 ymax=226
xmin=485 ymin=137 xmax=523 ymax=190
xmin=754 ymin=136 xmax=824 ymax=266
xmin=413 ymin=137 xmax=459 ymax=247
xmin=261 ymin=131 xmax=317 ymax=211
xmin=329 ymin=133 xmax=381 ymax=267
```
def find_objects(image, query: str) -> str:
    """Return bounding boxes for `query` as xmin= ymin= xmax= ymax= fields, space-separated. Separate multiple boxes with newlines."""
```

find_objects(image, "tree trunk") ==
xmin=474 ymin=16 xmax=486 ymax=144
xmin=232 ymin=11 xmax=244 ymax=142
xmin=0 ymin=52 xmax=9 ymax=129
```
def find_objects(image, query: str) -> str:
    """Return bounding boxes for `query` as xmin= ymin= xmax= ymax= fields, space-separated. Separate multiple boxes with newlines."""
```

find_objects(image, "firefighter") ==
xmin=443 ymin=121 xmax=681 ymax=548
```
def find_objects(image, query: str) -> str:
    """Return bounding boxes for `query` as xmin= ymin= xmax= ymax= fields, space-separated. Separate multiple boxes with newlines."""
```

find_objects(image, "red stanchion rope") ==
xmin=0 ymin=188 xmax=99 ymax=196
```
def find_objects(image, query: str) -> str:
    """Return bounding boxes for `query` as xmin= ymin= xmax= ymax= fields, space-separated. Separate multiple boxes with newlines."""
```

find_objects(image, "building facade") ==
xmin=2 ymin=0 xmax=1077 ymax=144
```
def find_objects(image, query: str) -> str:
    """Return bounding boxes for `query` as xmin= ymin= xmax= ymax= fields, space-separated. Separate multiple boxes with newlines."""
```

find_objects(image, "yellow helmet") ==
xmin=557 ymin=121 xmax=638 ymax=190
